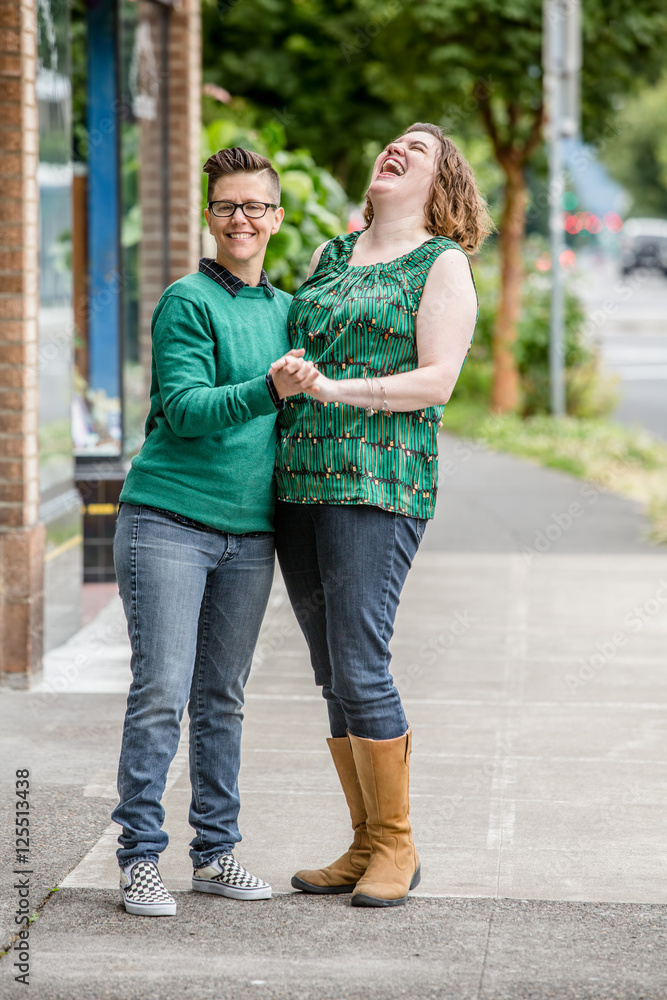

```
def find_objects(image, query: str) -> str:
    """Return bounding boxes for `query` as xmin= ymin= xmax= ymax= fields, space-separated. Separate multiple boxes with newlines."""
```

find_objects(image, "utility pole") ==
xmin=543 ymin=0 xmax=581 ymax=417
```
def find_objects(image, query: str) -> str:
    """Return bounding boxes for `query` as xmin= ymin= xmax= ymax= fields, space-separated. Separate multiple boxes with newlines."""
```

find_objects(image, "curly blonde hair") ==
xmin=362 ymin=123 xmax=493 ymax=254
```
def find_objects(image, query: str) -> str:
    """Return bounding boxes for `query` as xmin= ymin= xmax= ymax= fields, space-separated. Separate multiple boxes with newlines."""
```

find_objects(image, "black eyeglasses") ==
xmin=207 ymin=201 xmax=278 ymax=219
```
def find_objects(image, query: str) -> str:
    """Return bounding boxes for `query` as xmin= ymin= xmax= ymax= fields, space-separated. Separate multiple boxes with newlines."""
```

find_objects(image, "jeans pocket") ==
xmin=415 ymin=517 xmax=427 ymax=542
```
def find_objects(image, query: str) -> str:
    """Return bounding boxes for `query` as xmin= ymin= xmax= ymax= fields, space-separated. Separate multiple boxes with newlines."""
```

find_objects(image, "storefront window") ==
xmin=71 ymin=0 xmax=123 ymax=459
xmin=119 ymin=0 xmax=170 ymax=457
xmin=37 ymin=0 xmax=73 ymax=500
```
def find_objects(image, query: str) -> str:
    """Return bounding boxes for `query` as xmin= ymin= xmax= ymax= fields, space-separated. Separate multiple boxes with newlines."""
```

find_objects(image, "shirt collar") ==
xmin=198 ymin=257 xmax=275 ymax=297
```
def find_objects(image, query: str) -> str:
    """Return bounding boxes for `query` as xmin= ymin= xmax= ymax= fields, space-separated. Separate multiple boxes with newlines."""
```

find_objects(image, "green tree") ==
xmin=202 ymin=0 xmax=397 ymax=195
xmin=600 ymin=75 xmax=667 ymax=219
xmin=203 ymin=0 xmax=667 ymax=411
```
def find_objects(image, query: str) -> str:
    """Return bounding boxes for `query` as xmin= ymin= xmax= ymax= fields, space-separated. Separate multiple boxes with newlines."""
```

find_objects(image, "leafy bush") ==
xmin=264 ymin=149 xmax=349 ymax=291
xmin=202 ymin=112 xmax=349 ymax=293
xmin=515 ymin=272 xmax=619 ymax=418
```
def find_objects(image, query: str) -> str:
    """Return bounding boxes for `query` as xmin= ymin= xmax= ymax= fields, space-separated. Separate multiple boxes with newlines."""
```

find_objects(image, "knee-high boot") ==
xmin=291 ymin=736 xmax=371 ymax=894
xmin=348 ymin=728 xmax=421 ymax=907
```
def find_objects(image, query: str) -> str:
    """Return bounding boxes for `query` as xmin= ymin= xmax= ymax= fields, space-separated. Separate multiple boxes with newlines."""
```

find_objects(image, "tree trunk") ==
xmin=492 ymin=159 xmax=528 ymax=413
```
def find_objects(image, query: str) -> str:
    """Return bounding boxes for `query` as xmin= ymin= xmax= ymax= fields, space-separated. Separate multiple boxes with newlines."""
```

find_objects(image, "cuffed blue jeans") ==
xmin=274 ymin=501 xmax=426 ymax=741
xmin=111 ymin=503 xmax=274 ymax=869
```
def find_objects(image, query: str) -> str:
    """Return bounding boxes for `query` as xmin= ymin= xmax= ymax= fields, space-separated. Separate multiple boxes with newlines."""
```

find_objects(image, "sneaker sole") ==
xmin=121 ymin=892 xmax=177 ymax=917
xmin=191 ymin=878 xmax=272 ymax=900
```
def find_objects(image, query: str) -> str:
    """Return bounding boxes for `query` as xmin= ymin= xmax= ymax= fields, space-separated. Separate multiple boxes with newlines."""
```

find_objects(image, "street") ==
xmin=576 ymin=255 xmax=667 ymax=440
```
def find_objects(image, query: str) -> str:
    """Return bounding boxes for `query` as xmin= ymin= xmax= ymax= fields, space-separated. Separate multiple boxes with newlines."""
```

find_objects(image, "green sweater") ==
xmin=121 ymin=272 xmax=292 ymax=533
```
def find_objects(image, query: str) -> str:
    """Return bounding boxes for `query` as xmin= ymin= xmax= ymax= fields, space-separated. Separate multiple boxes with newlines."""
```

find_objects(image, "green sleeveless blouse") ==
xmin=275 ymin=230 xmax=475 ymax=519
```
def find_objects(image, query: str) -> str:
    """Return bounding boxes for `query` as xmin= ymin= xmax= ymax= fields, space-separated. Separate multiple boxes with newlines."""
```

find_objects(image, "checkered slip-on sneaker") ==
xmin=192 ymin=854 xmax=272 ymax=900
xmin=120 ymin=860 xmax=177 ymax=916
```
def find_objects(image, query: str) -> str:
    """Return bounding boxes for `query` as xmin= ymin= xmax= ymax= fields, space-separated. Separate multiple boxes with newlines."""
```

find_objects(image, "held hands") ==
xmin=271 ymin=350 xmax=339 ymax=402
xmin=305 ymin=371 xmax=336 ymax=403
xmin=270 ymin=349 xmax=320 ymax=399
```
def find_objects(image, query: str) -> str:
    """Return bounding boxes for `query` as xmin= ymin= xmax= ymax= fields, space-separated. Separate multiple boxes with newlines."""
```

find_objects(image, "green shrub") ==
xmin=515 ymin=272 xmax=619 ymax=418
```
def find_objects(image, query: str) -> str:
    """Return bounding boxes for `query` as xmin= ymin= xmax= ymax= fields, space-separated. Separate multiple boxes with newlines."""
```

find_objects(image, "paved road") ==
xmin=576 ymin=256 xmax=667 ymax=440
xmin=1 ymin=438 xmax=667 ymax=999
xmin=599 ymin=334 xmax=667 ymax=441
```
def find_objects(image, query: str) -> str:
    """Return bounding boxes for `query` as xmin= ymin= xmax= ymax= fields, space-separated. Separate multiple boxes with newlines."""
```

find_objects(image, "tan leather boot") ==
xmin=349 ymin=728 xmax=421 ymax=907
xmin=291 ymin=737 xmax=371 ymax=894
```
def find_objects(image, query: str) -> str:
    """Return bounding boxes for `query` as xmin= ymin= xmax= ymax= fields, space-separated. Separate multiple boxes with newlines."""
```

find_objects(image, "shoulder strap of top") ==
xmin=316 ymin=231 xmax=359 ymax=272
xmin=409 ymin=235 xmax=468 ymax=266
xmin=393 ymin=236 xmax=468 ymax=285
xmin=396 ymin=235 xmax=478 ymax=312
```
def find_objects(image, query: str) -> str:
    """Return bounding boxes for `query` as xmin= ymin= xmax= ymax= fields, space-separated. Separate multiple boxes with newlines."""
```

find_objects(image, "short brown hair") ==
xmin=363 ymin=123 xmax=493 ymax=254
xmin=203 ymin=147 xmax=281 ymax=204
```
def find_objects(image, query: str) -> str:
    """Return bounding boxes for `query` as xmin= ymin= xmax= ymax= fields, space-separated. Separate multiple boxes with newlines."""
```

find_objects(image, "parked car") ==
xmin=620 ymin=218 xmax=667 ymax=276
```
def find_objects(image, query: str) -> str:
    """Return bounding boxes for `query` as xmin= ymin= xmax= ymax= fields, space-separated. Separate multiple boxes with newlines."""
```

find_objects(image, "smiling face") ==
xmin=367 ymin=130 xmax=440 ymax=217
xmin=204 ymin=171 xmax=284 ymax=282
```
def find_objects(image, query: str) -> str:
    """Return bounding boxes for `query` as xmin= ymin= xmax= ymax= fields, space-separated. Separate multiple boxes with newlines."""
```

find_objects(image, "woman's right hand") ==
xmin=270 ymin=350 xmax=320 ymax=399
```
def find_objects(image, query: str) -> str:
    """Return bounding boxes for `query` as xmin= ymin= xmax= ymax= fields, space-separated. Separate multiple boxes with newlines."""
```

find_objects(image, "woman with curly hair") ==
xmin=272 ymin=123 xmax=491 ymax=908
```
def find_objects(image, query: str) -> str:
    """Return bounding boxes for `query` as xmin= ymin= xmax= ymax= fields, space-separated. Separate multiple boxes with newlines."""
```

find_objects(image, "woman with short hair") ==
xmin=111 ymin=148 xmax=318 ymax=916
xmin=272 ymin=123 xmax=491 ymax=908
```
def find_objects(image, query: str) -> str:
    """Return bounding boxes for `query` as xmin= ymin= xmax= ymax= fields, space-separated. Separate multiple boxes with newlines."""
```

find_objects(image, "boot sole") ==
xmin=291 ymin=875 xmax=356 ymax=895
xmin=350 ymin=864 xmax=421 ymax=908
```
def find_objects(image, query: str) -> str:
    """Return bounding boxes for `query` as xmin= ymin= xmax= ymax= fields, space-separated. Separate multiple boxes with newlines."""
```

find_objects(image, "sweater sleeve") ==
xmin=152 ymin=294 xmax=277 ymax=437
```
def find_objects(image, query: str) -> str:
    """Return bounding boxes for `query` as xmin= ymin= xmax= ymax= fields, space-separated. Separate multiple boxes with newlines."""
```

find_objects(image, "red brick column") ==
xmin=167 ymin=0 xmax=202 ymax=285
xmin=138 ymin=0 xmax=201 ymax=391
xmin=0 ymin=0 xmax=45 ymax=687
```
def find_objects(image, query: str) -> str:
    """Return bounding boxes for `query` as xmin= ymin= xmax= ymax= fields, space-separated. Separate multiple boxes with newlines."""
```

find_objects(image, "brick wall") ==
xmin=167 ymin=0 xmax=202 ymax=286
xmin=138 ymin=0 xmax=201 ymax=386
xmin=0 ymin=0 xmax=45 ymax=686
xmin=138 ymin=2 xmax=169 ymax=382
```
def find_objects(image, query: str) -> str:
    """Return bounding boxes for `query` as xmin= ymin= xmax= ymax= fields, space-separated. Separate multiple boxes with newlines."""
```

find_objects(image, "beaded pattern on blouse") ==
xmin=275 ymin=230 xmax=475 ymax=519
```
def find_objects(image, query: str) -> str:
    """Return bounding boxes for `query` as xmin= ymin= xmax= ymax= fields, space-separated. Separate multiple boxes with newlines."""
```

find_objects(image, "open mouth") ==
xmin=379 ymin=157 xmax=405 ymax=177
xmin=226 ymin=233 xmax=255 ymax=240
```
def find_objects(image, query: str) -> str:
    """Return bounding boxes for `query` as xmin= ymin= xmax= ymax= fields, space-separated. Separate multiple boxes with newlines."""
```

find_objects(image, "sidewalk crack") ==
xmin=476 ymin=905 xmax=495 ymax=1000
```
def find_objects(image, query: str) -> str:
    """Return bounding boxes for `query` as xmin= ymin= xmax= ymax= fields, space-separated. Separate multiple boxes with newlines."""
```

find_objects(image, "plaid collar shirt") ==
xmin=198 ymin=257 xmax=275 ymax=298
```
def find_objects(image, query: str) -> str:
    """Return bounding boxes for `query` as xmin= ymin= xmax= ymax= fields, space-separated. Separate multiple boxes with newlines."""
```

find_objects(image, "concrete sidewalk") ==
xmin=1 ymin=435 xmax=667 ymax=999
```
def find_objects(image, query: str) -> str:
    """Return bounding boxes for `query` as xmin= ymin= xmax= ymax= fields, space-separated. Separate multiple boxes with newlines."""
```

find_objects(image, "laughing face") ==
xmin=367 ymin=130 xmax=440 ymax=214
xmin=204 ymin=172 xmax=284 ymax=279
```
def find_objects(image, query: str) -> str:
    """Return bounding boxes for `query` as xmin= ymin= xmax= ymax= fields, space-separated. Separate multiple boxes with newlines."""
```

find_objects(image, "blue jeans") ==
xmin=111 ymin=503 xmax=274 ymax=869
xmin=274 ymin=502 xmax=426 ymax=741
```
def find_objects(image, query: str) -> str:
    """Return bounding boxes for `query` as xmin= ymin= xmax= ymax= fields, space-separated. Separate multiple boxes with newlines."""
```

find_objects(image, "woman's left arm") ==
xmin=297 ymin=249 xmax=478 ymax=411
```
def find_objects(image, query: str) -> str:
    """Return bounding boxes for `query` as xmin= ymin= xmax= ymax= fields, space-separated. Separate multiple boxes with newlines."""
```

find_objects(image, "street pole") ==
xmin=544 ymin=0 xmax=566 ymax=417
xmin=544 ymin=0 xmax=580 ymax=417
